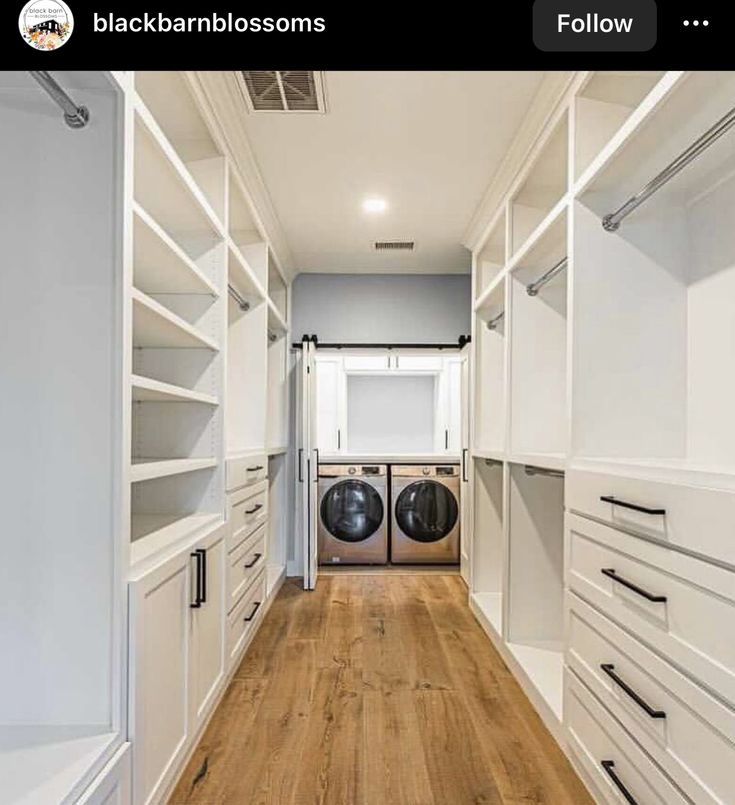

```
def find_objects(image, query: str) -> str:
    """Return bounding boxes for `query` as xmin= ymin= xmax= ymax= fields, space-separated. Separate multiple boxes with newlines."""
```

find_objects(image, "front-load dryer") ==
xmin=390 ymin=465 xmax=460 ymax=564
xmin=318 ymin=464 xmax=388 ymax=565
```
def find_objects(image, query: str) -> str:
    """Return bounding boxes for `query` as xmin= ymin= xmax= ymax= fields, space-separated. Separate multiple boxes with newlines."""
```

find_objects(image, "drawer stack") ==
xmin=225 ymin=454 xmax=269 ymax=669
xmin=564 ymin=467 xmax=735 ymax=805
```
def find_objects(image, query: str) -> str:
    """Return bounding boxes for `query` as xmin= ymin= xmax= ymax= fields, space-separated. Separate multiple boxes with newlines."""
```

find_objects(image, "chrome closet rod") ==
xmin=227 ymin=284 xmax=250 ymax=311
xmin=602 ymin=104 xmax=735 ymax=232
xmin=29 ymin=71 xmax=89 ymax=129
xmin=486 ymin=310 xmax=505 ymax=331
xmin=524 ymin=464 xmax=564 ymax=479
xmin=527 ymin=257 xmax=567 ymax=296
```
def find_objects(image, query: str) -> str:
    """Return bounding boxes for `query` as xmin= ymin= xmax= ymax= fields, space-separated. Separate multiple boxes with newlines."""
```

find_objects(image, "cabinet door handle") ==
xmin=445 ymin=429 xmax=449 ymax=450
xmin=244 ymin=601 xmax=261 ymax=622
xmin=461 ymin=448 xmax=468 ymax=482
xmin=247 ymin=465 xmax=264 ymax=472
xmin=244 ymin=552 xmax=263 ymax=569
xmin=245 ymin=503 xmax=263 ymax=515
xmin=190 ymin=551 xmax=202 ymax=608
xmin=601 ymin=568 xmax=667 ymax=603
xmin=600 ymin=495 xmax=665 ymax=516
xmin=601 ymin=761 xmax=638 ymax=805
xmin=600 ymin=664 xmax=666 ymax=719
xmin=197 ymin=548 xmax=207 ymax=604
xmin=298 ymin=448 xmax=304 ymax=483
xmin=337 ymin=429 xmax=341 ymax=450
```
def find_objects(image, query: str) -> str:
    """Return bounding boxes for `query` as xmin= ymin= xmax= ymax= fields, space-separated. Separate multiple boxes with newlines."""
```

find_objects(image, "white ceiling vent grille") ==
xmin=374 ymin=240 xmax=415 ymax=251
xmin=239 ymin=71 xmax=326 ymax=113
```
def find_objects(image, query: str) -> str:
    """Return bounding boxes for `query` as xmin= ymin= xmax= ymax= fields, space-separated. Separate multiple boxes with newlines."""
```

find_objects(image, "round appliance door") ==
xmin=320 ymin=480 xmax=384 ymax=543
xmin=395 ymin=480 xmax=458 ymax=543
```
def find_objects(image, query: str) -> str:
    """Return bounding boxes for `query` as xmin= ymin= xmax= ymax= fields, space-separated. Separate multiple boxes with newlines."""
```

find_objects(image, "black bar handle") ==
xmin=247 ymin=465 xmax=264 ymax=472
xmin=600 ymin=495 xmax=665 ymax=516
xmin=445 ymin=429 xmax=449 ymax=450
xmin=245 ymin=503 xmax=263 ymax=515
xmin=461 ymin=448 xmax=468 ymax=482
xmin=197 ymin=548 xmax=207 ymax=604
xmin=244 ymin=552 xmax=263 ymax=569
xmin=298 ymin=448 xmax=304 ymax=483
xmin=244 ymin=601 xmax=262 ymax=622
xmin=601 ymin=568 xmax=667 ymax=603
xmin=190 ymin=552 xmax=202 ymax=608
xmin=337 ymin=429 xmax=341 ymax=450
xmin=601 ymin=761 xmax=638 ymax=805
xmin=600 ymin=664 xmax=666 ymax=719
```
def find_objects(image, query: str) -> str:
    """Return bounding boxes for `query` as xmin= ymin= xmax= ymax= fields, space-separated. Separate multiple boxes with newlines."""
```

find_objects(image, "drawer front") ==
xmin=228 ymin=481 xmax=269 ymax=550
xmin=228 ymin=525 xmax=267 ymax=614
xmin=227 ymin=569 xmax=266 ymax=664
xmin=565 ymin=670 xmax=689 ymax=805
xmin=568 ymin=593 xmax=735 ymax=805
xmin=567 ymin=513 xmax=735 ymax=706
xmin=226 ymin=454 xmax=268 ymax=492
xmin=567 ymin=467 xmax=735 ymax=568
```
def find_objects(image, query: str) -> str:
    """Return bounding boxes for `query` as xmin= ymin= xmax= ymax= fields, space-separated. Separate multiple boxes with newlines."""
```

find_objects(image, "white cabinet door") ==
xmin=458 ymin=351 xmax=471 ymax=583
xmin=315 ymin=356 xmax=343 ymax=453
xmin=129 ymin=552 xmax=192 ymax=805
xmin=189 ymin=525 xmax=226 ymax=729
xmin=77 ymin=744 xmax=131 ymax=805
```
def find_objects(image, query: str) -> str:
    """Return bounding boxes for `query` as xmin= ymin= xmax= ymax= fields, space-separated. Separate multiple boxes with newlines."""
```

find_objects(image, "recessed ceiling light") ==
xmin=363 ymin=197 xmax=387 ymax=213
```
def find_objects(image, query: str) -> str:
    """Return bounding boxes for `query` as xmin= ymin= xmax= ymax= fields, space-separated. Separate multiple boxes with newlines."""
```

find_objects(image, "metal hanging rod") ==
xmin=268 ymin=331 xmax=278 ymax=343
xmin=524 ymin=464 xmax=564 ymax=479
xmin=227 ymin=284 xmax=250 ymax=311
xmin=602 ymin=104 xmax=735 ymax=232
xmin=486 ymin=311 xmax=505 ymax=331
xmin=29 ymin=71 xmax=89 ymax=129
xmin=527 ymin=257 xmax=567 ymax=297
xmin=291 ymin=335 xmax=471 ymax=350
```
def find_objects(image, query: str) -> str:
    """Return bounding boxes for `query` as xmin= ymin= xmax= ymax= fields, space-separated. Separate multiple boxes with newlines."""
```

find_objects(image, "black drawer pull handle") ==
xmin=245 ymin=503 xmax=263 ymax=515
xmin=601 ymin=568 xmax=667 ymax=603
xmin=190 ymin=551 xmax=202 ymax=608
xmin=600 ymin=495 xmax=665 ymax=516
xmin=244 ymin=552 xmax=262 ymax=569
xmin=600 ymin=664 xmax=666 ymax=719
xmin=243 ymin=601 xmax=261 ymax=622
xmin=247 ymin=465 xmax=264 ymax=472
xmin=197 ymin=548 xmax=207 ymax=604
xmin=601 ymin=760 xmax=638 ymax=805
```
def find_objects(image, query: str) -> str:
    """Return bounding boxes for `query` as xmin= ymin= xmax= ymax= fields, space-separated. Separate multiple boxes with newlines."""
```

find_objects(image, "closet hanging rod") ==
xmin=524 ymin=464 xmax=564 ymax=479
xmin=486 ymin=311 xmax=505 ymax=331
xmin=527 ymin=258 xmax=568 ymax=296
xmin=227 ymin=284 xmax=250 ymax=312
xmin=291 ymin=335 xmax=471 ymax=350
xmin=29 ymin=71 xmax=89 ymax=129
xmin=602 ymin=104 xmax=735 ymax=232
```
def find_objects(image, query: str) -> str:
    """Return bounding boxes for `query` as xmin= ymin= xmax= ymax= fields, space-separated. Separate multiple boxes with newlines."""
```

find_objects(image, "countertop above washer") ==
xmin=318 ymin=454 xmax=461 ymax=464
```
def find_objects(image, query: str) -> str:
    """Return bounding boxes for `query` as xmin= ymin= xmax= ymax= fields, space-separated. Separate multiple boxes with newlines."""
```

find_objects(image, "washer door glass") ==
xmin=395 ymin=480 xmax=458 ymax=543
xmin=320 ymin=480 xmax=384 ymax=543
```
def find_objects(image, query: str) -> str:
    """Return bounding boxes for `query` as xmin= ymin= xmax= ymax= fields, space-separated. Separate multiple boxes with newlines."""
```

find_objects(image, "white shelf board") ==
xmin=132 ymin=288 xmax=219 ymax=351
xmin=130 ymin=512 xmax=222 ymax=567
xmin=227 ymin=240 xmax=266 ymax=302
xmin=267 ymin=299 xmax=288 ymax=335
xmin=472 ymin=448 xmax=506 ymax=463
xmin=0 ymin=726 xmax=117 ymax=805
xmin=507 ymin=452 xmax=566 ymax=472
xmin=506 ymin=643 xmax=564 ymax=722
xmin=507 ymin=195 xmax=569 ymax=274
xmin=267 ymin=445 xmax=289 ymax=457
xmin=134 ymin=97 xmax=225 ymax=239
xmin=130 ymin=456 xmax=217 ymax=483
xmin=133 ymin=203 xmax=218 ymax=296
xmin=473 ymin=269 xmax=507 ymax=316
xmin=470 ymin=592 xmax=502 ymax=636
xmin=131 ymin=374 xmax=218 ymax=405
xmin=267 ymin=563 xmax=286 ymax=597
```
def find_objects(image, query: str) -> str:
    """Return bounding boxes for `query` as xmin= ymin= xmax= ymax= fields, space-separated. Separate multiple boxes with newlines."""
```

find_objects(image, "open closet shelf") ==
xmin=507 ymin=643 xmax=564 ymax=721
xmin=227 ymin=240 xmax=266 ymax=302
xmin=507 ymin=453 xmax=566 ymax=472
xmin=132 ymin=288 xmax=219 ymax=351
xmin=473 ymin=270 xmax=506 ymax=318
xmin=471 ymin=592 xmax=503 ymax=636
xmin=472 ymin=448 xmax=506 ymax=462
xmin=507 ymin=200 xmax=567 ymax=277
xmin=130 ymin=512 xmax=222 ymax=567
xmin=475 ymin=210 xmax=507 ymax=302
xmin=131 ymin=374 xmax=218 ymax=405
xmin=134 ymin=100 xmax=225 ymax=243
xmin=133 ymin=204 xmax=218 ymax=296
xmin=267 ymin=298 xmax=288 ymax=335
xmin=267 ymin=445 xmax=289 ymax=456
xmin=130 ymin=456 xmax=217 ymax=483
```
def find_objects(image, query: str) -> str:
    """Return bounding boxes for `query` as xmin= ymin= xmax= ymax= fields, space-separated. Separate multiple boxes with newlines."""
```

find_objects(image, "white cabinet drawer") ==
xmin=567 ymin=513 xmax=735 ymax=706
xmin=567 ymin=466 xmax=735 ymax=568
xmin=226 ymin=454 xmax=267 ymax=492
xmin=227 ymin=481 xmax=268 ymax=551
xmin=227 ymin=569 xmax=266 ymax=665
xmin=227 ymin=524 xmax=267 ymax=614
xmin=568 ymin=593 xmax=735 ymax=805
xmin=565 ymin=670 xmax=689 ymax=805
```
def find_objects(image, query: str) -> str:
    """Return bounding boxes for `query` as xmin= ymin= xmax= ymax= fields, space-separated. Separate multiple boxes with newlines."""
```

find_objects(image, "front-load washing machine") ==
xmin=318 ymin=464 xmax=388 ymax=565
xmin=390 ymin=465 xmax=460 ymax=563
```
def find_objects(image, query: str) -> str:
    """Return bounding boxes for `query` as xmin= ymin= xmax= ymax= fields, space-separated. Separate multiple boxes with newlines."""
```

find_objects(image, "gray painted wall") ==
xmin=291 ymin=273 xmax=471 ymax=344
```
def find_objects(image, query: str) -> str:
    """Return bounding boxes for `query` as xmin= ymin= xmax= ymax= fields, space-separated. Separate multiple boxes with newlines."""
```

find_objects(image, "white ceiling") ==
xmin=240 ymin=71 xmax=545 ymax=274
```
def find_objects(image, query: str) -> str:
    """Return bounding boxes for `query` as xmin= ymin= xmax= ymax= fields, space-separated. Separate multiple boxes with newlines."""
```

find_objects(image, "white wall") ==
xmin=292 ymin=273 xmax=471 ymax=343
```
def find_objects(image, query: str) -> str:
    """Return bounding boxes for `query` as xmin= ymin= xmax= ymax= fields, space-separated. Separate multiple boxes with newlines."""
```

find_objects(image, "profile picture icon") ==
xmin=19 ymin=0 xmax=74 ymax=50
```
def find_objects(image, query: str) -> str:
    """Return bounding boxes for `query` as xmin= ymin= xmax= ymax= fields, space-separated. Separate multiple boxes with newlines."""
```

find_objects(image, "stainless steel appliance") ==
xmin=317 ymin=464 xmax=388 ymax=565
xmin=390 ymin=465 xmax=460 ymax=563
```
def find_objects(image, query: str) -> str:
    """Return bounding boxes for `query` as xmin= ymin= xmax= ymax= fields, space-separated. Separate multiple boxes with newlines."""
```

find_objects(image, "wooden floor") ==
xmin=169 ymin=574 xmax=592 ymax=804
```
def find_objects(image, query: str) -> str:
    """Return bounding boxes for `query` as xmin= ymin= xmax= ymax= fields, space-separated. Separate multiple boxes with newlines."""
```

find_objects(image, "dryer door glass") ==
xmin=320 ymin=480 xmax=384 ymax=543
xmin=395 ymin=480 xmax=458 ymax=543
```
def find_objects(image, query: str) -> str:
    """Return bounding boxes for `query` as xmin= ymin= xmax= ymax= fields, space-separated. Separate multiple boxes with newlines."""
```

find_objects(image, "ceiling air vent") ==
xmin=374 ymin=241 xmax=415 ymax=251
xmin=238 ymin=71 xmax=326 ymax=113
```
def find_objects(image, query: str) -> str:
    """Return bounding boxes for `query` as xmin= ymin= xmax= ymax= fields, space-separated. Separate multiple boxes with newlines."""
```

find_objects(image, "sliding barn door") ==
xmin=298 ymin=338 xmax=319 ymax=590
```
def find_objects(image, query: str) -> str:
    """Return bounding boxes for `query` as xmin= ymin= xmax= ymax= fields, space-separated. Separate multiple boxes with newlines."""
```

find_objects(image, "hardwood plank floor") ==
xmin=169 ymin=575 xmax=592 ymax=805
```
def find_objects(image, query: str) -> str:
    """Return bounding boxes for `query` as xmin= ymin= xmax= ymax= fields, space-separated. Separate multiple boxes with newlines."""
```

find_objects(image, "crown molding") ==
xmin=463 ymin=71 xmax=585 ymax=254
xmin=189 ymin=71 xmax=297 ymax=280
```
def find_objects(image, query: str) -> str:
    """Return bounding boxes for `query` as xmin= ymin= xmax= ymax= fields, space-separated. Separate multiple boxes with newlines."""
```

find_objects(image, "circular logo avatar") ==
xmin=19 ymin=0 xmax=73 ymax=50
